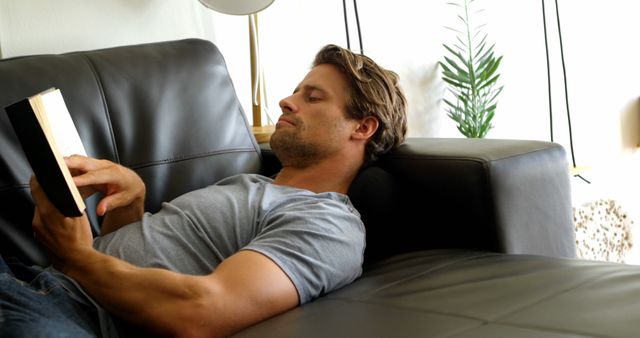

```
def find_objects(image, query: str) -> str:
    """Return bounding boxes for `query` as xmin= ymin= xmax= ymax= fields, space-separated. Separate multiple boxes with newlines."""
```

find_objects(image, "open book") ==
xmin=5 ymin=88 xmax=87 ymax=217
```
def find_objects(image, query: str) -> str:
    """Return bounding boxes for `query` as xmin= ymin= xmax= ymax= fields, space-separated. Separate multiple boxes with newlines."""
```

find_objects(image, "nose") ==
xmin=279 ymin=94 xmax=297 ymax=114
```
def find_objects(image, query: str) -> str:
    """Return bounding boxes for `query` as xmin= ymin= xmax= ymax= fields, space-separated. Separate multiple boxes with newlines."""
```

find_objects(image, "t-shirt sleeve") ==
xmin=243 ymin=197 xmax=365 ymax=304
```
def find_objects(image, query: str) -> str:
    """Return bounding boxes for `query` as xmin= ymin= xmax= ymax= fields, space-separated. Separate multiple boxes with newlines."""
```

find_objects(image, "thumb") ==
xmin=96 ymin=199 xmax=109 ymax=217
xmin=96 ymin=192 xmax=129 ymax=216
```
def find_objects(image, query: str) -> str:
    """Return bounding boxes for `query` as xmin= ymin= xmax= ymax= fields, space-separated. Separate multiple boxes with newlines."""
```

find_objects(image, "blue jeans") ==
xmin=0 ymin=256 xmax=101 ymax=337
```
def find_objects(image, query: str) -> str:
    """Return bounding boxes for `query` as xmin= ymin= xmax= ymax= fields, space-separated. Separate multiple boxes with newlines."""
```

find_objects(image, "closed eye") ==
xmin=307 ymin=89 xmax=325 ymax=102
xmin=295 ymin=84 xmax=327 ymax=103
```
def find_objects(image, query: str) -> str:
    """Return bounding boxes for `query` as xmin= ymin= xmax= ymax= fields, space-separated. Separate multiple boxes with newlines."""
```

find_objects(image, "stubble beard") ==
xmin=270 ymin=126 xmax=323 ymax=168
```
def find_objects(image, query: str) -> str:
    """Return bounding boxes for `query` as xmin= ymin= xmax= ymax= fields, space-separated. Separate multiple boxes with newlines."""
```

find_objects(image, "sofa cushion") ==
xmin=233 ymin=249 xmax=640 ymax=338
xmin=348 ymin=166 xmax=404 ymax=265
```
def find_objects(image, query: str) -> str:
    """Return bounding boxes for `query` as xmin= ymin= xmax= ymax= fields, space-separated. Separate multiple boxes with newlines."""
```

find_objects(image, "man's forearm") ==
xmin=60 ymin=248 xmax=298 ymax=338
xmin=62 ymin=248 xmax=222 ymax=337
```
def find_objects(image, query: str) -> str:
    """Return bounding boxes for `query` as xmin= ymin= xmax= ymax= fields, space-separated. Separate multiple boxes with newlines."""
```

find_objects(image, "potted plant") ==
xmin=440 ymin=0 xmax=503 ymax=138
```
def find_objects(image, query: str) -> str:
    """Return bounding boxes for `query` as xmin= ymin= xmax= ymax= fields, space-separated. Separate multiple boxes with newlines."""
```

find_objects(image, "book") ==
xmin=5 ymin=88 xmax=87 ymax=217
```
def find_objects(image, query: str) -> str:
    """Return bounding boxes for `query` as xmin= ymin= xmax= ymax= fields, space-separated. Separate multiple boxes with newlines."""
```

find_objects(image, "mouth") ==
xmin=276 ymin=116 xmax=296 ymax=127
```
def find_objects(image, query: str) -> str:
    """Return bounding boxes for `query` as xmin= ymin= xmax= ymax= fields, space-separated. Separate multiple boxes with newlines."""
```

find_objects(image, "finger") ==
xmin=65 ymin=155 xmax=91 ymax=177
xmin=65 ymin=155 xmax=109 ymax=173
xmin=96 ymin=198 xmax=108 ymax=217
xmin=95 ymin=192 xmax=129 ymax=216
xmin=72 ymin=166 xmax=115 ymax=188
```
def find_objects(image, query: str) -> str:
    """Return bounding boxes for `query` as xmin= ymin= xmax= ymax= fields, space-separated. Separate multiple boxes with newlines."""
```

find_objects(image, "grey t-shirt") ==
xmin=93 ymin=173 xmax=365 ymax=304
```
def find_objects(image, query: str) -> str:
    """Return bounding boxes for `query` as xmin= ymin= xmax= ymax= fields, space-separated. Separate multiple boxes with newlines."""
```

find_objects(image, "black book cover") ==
xmin=5 ymin=97 xmax=84 ymax=217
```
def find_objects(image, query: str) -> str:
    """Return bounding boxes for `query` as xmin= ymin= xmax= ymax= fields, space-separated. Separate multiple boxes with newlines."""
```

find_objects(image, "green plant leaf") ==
xmin=443 ymin=77 xmax=471 ymax=90
xmin=474 ymin=40 xmax=488 ymax=61
xmin=475 ymin=33 xmax=488 ymax=48
xmin=441 ymin=65 xmax=470 ymax=81
xmin=443 ymin=45 xmax=469 ymax=67
xmin=480 ymin=77 xmax=500 ymax=93
xmin=475 ymin=46 xmax=495 ymax=70
xmin=440 ymin=0 xmax=502 ymax=139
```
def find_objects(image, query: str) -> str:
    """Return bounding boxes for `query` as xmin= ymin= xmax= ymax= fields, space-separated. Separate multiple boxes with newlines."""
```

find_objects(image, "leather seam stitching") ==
xmin=80 ymin=53 xmax=121 ymax=163
xmin=127 ymin=147 xmax=257 ymax=170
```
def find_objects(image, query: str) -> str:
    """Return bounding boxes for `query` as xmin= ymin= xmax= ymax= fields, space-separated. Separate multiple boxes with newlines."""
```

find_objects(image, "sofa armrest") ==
xmin=353 ymin=138 xmax=576 ymax=263
xmin=261 ymin=138 xmax=575 ymax=264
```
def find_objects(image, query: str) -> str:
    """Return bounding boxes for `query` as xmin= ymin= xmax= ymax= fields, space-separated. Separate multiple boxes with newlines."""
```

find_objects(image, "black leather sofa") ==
xmin=1 ymin=39 xmax=639 ymax=337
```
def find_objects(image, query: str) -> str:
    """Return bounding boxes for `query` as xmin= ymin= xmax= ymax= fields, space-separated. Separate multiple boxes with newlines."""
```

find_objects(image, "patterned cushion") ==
xmin=574 ymin=199 xmax=634 ymax=263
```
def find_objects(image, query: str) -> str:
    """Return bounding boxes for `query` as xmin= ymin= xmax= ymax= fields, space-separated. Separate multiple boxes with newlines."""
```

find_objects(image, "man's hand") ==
xmin=30 ymin=176 xmax=94 ymax=268
xmin=65 ymin=155 xmax=146 ymax=234
xmin=66 ymin=155 xmax=145 ymax=217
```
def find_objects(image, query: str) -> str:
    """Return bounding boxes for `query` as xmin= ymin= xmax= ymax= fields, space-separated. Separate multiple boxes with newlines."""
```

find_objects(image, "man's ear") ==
xmin=352 ymin=116 xmax=379 ymax=141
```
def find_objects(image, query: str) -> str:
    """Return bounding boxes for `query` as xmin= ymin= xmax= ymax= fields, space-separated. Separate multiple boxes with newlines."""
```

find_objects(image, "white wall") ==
xmin=0 ymin=1 xmax=217 ymax=56
xmin=0 ymin=0 xmax=254 ymax=133
xmin=2 ymin=0 xmax=639 ymax=236
xmin=258 ymin=0 xmax=640 ymax=225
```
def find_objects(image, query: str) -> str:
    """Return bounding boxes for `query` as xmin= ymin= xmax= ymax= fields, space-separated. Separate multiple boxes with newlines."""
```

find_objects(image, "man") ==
xmin=0 ymin=44 xmax=407 ymax=337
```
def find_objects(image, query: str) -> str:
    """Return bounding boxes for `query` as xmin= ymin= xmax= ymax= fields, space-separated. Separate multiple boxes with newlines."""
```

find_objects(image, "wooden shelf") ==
xmin=252 ymin=125 xmax=275 ymax=144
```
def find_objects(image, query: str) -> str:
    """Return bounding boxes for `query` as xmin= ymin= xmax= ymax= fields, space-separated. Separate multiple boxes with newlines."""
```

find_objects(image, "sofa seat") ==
xmin=235 ymin=249 xmax=640 ymax=337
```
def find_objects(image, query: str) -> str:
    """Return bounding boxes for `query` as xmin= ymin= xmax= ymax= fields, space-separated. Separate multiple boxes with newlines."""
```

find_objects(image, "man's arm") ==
xmin=65 ymin=155 xmax=145 ymax=234
xmin=31 ymin=177 xmax=299 ymax=337
xmin=64 ymin=249 xmax=297 ymax=337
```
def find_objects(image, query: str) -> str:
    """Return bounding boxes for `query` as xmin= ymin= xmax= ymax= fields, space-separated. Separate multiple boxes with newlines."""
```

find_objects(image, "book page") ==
xmin=28 ymin=88 xmax=87 ymax=214
xmin=36 ymin=89 xmax=87 ymax=157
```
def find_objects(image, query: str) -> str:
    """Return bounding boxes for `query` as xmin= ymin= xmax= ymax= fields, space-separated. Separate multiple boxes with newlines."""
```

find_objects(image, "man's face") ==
xmin=270 ymin=64 xmax=357 ymax=167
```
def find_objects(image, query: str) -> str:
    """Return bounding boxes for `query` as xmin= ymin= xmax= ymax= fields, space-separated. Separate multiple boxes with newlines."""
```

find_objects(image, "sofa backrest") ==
xmin=0 ymin=39 xmax=261 ymax=264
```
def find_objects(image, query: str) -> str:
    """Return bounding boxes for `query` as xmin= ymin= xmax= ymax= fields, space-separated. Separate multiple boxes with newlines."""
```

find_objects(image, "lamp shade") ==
xmin=198 ymin=0 xmax=274 ymax=15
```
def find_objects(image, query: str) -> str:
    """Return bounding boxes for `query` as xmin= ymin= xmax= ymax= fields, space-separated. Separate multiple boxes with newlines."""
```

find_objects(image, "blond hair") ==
xmin=313 ymin=44 xmax=407 ymax=163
